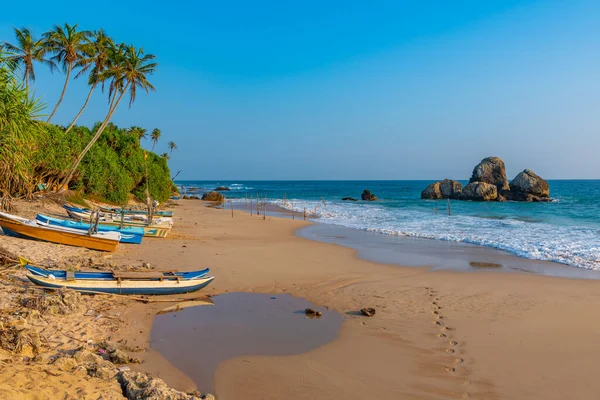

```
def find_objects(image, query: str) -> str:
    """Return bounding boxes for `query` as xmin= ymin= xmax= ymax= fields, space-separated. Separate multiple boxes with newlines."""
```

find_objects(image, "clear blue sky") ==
xmin=1 ymin=0 xmax=599 ymax=180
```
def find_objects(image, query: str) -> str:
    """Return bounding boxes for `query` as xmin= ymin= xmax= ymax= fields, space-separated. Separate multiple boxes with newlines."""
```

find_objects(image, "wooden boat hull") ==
xmin=27 ymin=274 xmax=214 ymax=295
xmin=26 ymin=264 xmax=209 ymax=281
xmin=36 ymin=214 xmax=144 ymax=244
xmin=65 ymin=208 xmax=171 ymax=238
xmin=0 ymin=217 xmax=118 ymax=252
xmin=99 ymin=206 xmax=173 ymax=217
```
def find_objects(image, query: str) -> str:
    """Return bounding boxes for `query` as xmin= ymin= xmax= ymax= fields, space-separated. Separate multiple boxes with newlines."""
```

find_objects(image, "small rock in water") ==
xmin=360 ymin=308 xmax=376 ymax=317
xmin=305 ymin=308 xmax=317 ymax=315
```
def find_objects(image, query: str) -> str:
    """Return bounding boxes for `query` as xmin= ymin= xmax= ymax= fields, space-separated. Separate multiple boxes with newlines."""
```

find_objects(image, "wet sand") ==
xmin=116 ymin=200 xmax=600 ymax=400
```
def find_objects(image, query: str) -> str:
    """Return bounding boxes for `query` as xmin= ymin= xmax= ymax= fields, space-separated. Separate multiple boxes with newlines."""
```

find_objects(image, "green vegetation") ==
xmin=0 ymin=25 xmax=176 ymax=205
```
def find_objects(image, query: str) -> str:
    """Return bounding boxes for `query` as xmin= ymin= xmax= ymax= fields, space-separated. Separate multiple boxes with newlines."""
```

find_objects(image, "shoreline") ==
xmin=231 ymin=199 xmax=600 ymax=280
xmin=3 ymin=199 xmax=600 ymax=399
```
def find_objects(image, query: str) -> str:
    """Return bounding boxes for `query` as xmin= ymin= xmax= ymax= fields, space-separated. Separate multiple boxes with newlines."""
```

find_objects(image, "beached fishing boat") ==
xmin=63 ymin=204 xmax=173 ymax=226
xmin=0 ymin=212 xmax=120 ymax=252
xmin=27 ymin=273 xmax=215 ymax=295
xmin=36 ymin=214 xmax=144 ymax=244
xmin=63 ymin=205 xmax=172 ymax=238
xmin=25 ymin=263 xmax=209 ymax=281
xmin=98 ymin=206 xmax=173 ymax=217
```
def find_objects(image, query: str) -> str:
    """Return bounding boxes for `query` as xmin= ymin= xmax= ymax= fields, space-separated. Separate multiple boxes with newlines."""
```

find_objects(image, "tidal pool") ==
xmin=150 ymin=292 xmax=343 ymax=393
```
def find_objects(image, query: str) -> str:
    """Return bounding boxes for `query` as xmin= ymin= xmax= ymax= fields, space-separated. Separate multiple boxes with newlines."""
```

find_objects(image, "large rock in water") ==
xmin=439 ymin=179 xmax=462 ymax=199
xmin=469 ymin=157 xmax=510 ymax=191
xmin=201 ymin=191 xmax=225 ymax=202
xmin=421 ymin=179 xmax=462 ymax=199
xmin=361 ymin=190 xmax=378 ymax=201
xmin=509 ymin=169 xmax=550 ymax=202
xmin=421 ymin=182 xmax=442 ymax=199
xmin=461 ymin=182 xmax=498 ymax=201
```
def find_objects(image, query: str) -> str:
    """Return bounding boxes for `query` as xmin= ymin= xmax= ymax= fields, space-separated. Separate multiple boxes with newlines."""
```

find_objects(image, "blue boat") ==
xmin=36 ymin=214 xmax=144 ymax=244
xmin=26 ymin=273 xmax=214 ymax=295
xmin=25 ymin=264 xmax=210 ymax=281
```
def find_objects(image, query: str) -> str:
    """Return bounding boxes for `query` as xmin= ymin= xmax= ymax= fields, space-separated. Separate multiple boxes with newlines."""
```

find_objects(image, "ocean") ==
xmin=175 ymin=180 xmax=600 ymax=271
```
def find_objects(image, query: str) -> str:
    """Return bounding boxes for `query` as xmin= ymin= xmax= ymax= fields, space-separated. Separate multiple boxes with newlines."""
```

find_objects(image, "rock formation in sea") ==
xmin=361 ymin=190 xmax=378 ymax=201
xmin=421 ymin=157 xmax=550 ymax=202
xmin=421 ymin=179 xmax=462 ymax=200
xmin=460 ymin=182 xmax=498 ymax=201
xmin=341 ymin=197 xmax=358 ymax=201
xmin=201 ymin=191 xmax=225 ymax=202
xmin=469 ymin=156 xmax=510 ymax=192
xmin=214 ymin=186 xmax=230 ymax=191
xmin=508 ymin=169 xmax=551 ymax=202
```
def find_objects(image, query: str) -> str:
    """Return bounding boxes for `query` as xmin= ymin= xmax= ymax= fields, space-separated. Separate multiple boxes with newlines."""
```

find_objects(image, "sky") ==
xmin=1 ymin=0 xmax=599 ymax=180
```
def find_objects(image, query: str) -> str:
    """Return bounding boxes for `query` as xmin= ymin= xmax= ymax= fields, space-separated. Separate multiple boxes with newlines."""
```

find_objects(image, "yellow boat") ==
xmin=0 ymin=212 xmax=120 ymax=252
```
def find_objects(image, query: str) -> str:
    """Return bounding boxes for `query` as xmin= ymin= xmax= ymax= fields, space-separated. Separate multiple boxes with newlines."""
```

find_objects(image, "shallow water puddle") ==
xmin=150 ymin=292 xmax=343 ymax=393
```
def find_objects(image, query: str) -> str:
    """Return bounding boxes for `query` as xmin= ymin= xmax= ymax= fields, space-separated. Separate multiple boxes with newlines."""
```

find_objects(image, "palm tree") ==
xmin=43 ymin=23 xmax=91 ymax=122
xmin=129 ymin=126 xmax=147 ymax=142
xmin=168 ymin=141 xmax=177 ymax=157
xmin=3 ymin=27 xmax=55 ymax=91
xmin=58 ymin=44 xmax=156 ymax=191
xmin=150 ymin=128 xmax=161 ymax=151
xmin=161 ymin=152 xmax=169 ymax=160
xmin=65 ymin=29 xmax=113 ymax=134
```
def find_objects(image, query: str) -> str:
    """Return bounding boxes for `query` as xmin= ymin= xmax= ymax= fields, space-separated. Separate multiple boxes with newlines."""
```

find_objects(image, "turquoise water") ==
xmin=176 ymin=180 xmax=600 ymax=270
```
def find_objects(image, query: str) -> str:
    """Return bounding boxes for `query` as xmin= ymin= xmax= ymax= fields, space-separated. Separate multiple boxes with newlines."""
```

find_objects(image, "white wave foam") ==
xmin=263 ymin=198 xmax=600 ymax=271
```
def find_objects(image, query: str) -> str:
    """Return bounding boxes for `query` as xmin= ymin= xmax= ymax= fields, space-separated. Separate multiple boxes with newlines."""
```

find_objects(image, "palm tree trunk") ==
xmin=65 ymin=83 xmax=96 ymax=134
xmin=57 ymin=84 xmax=129 ymax=191
xmin=151 ymin=142 xmax=156 ymax=152
xmin=47 ymin=63 xmax=72 ymax=123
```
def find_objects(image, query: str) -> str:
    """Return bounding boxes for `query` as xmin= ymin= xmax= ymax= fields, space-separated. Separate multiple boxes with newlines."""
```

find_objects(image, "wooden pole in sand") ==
xmin=447 ymin=199 xmax=452 ymax=216
xmin=303 ymin=207 xmax=306 ymax=220
xmin=263 ymin=198 xmax=266 ymax=220
xmin=230 ymin=198 xmax=234 ymax=218
xmin=250 ymin=195 xmax=253 ymax=216
xmin=291 ymin=201 xmax=295 ymax=219
xmin=257 ymin=194 xmax=260 ymax=215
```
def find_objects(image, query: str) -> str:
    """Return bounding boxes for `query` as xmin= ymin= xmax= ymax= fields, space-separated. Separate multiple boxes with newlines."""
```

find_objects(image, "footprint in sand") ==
xmin=433 ymin=310 xmax=439 ymax=315
xmin=436 ymin=315 xmax=444 ymax=320
xmin=462 ymin=392 xmax=472 ymax=399
xmin=442 ymin=365 xmax=456 ymax=373
xmin=435 ymin=321 xmax=443 ymax=326
xmin=442 ymin=326 xmax=452 ymax=332
xmin=449 ymin=341 xmax=458 ymax=346
xmin=446 ymin=348 xmax=455 ymax=354
xmin=437 ymin=333 xmax=447 ymax=338
xmin=455 ymin=357 xmax=464 ymax=364
xmin=432 ymin=301 xmax=438 ymax=305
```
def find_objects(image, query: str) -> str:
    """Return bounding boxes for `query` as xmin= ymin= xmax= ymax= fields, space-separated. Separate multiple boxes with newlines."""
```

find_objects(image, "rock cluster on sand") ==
xmin=361 ymin=190 xmax=378 ymax=201
xmin=200 ymin=191 xmax=225 ymax=202
xmin=421 ymin=157 xmax=550 ymax=202
xmin=117 ymin=371 xmax=214 ymax=400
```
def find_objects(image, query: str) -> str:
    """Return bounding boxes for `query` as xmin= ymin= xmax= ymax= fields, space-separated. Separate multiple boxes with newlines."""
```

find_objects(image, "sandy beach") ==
xmin=2 ymin=198 xmax=600 ymax=399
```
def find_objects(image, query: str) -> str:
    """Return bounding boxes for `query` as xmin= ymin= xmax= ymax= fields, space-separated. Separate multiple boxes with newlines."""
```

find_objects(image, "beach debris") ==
xmin=361 ymin=190 xmax=378 ymax=201
xmin=0 ymin=317 xmax=43 ymax=357
xmin=304 ymin=308 xmax=323 ymax=318
xmin=360 ymin=308 xmax=376 ymax=317
xmin=117 ymin=370 xmax=213 ymax=400
xmin=19 ymin=289 xmax=83 ymax=315
xmin=0 ymin=246 xmax=19 ymax=268
xmin=52 ymin=356 xmax=78 ymax=371
xmin=469 ymin=261 xmax=502 ymax=268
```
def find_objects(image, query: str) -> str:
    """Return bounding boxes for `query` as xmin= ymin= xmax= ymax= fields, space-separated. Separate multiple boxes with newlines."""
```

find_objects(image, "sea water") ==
xmin=176 ymin=180 xmax=600 ymax=270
